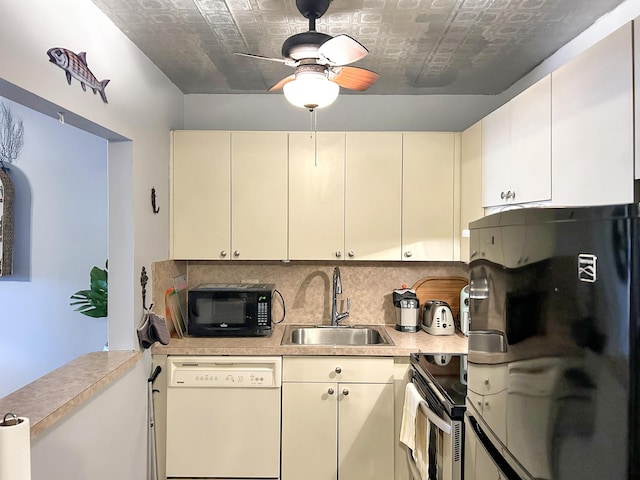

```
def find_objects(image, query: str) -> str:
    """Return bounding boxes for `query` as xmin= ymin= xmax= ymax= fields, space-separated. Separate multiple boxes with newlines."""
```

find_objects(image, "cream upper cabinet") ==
xmin=230 ymin=132 xmax=288 ymax=260
xmin=281 ymin=357 xmax=394 ymax=480
xmin=289 ymin=132 xmax=345 ymax=260
xmin=482 ymin=75 xmax=551 ymax=207
xmin=551 ymin=23 xmax=634 ymax=206
xmin=345 ymin=132 xmax=403 ymax=261
xmin=170 ymin=130 xmax=231 ymax=260
xmin=460 ymin=122 xmax=484 ymax=263
xmin=402 ymin=132 xmax=459 ymax=261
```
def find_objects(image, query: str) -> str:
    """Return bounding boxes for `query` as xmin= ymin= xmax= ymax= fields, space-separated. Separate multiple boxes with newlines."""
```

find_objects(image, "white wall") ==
xmin=0 ymin=97 xmax=108 ymax=397
xmin=0 ymin=0 xmax=183 ymax=478
xmin=30 ymin=359 xmax=149 ymax=480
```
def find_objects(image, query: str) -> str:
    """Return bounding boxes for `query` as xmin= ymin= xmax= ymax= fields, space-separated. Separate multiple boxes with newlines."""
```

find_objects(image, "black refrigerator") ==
xmin=465 ymin=204 xmax=639 ymax=480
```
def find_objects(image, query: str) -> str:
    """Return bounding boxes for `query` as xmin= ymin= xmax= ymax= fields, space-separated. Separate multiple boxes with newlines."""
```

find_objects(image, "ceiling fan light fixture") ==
xmin=283 ymin=71 xmax=339 ymax=111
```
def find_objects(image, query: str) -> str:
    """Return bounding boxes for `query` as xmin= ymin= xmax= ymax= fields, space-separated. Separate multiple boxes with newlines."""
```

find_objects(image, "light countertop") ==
xmin=151 ymin=324 xmax=468 ymax=356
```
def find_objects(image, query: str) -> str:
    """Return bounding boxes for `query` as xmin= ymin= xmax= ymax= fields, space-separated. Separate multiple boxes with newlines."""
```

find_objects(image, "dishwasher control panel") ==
xmin=167 ymin=356 xmax=282 ymax=388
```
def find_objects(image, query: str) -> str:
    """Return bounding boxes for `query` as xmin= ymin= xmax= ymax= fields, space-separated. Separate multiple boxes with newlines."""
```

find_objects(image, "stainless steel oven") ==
xmin=407 ymin=353 xmax=467 ymax=480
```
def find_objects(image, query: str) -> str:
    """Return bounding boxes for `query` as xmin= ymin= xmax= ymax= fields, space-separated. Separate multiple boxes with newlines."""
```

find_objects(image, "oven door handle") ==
xmin=418 ymin=400 xmax=451 ymax=434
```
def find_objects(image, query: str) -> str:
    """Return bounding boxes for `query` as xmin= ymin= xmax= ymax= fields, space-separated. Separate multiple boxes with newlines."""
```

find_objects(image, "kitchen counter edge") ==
xmin=151 ymin=324 xmax=468 ymax=356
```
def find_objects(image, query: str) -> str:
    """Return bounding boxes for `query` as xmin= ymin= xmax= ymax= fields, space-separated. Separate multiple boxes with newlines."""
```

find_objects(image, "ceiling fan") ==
xmin=236 ymin=0 xmax=379 ymax=111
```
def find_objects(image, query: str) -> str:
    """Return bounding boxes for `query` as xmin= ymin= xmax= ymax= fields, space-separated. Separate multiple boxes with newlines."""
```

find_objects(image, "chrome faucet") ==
xmin=331 ymin=267 xmax=350 ymax=326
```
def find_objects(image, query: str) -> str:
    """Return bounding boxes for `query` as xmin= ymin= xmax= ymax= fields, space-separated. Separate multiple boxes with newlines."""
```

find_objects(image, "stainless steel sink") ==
xmin=281 ymin=325 xmax=394 ymax=346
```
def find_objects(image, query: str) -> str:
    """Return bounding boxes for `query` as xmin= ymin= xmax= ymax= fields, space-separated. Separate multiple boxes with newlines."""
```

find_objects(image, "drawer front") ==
xmin=283 ymin=356 xmax=393 ymax=383
xmin=467 ymin=363 xmax=508 ymax=395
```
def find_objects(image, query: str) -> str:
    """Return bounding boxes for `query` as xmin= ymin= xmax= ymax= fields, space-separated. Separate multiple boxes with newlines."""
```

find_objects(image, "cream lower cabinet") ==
xmin=465 ymin=364 xmax=508 ymax=480
xmin=282 ymin=357 xmax=394 ymax=480
xmin=345 ymin=133 xmax=402 ymax=261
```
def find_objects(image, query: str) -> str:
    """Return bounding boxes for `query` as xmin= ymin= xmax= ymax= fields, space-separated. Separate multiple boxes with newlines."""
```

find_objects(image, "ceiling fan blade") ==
xmin=318 ymin=35 xmax=368 ymax=66
xmin=330 ymin=66 xmax=379 ymax=91
xmin=268 ymin=74 xmax=296 ymax=92
xmin=235 ymin=52 xmax=297 ymax=67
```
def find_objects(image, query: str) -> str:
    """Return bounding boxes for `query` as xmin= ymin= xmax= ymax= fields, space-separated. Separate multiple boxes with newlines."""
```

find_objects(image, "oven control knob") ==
xmin=335 ymin=367 xmax=342 ymax=374
xmin=327 ymin=388 xmax=334 ymax=395
xmin=342 ymin=389 xmax=349 ymax=396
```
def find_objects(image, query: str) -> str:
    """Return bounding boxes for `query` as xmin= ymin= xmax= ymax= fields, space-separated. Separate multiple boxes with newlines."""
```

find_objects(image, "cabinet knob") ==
xmin=511 ymin=190 xmax=516 ymax=200
xmin=327 ymin=388 xmax=335 ymax=395
xmin=342 ymin=388 xmax=349 ymax=396
xmin=335 ymin=366 xmax=342 ymax=374
xmin=233 ymin=250 xmax=240 ymax=257
xmin=485 ymin=401 xmax=490 ymax=407
xmin=500 ymin=191 xmax=506 ymax=199
xmin=335 ymin=251 xmax=342 ymax=258
xmin=476 ymin=401 xmax=482 ymax=407
xmin=404 ymin=251 xmax=412 ymax=258
xmin=348 ymin=251 xmax=355 ymax=258
xmin=505 ymin=190 xmax=513 ymax=200
xmin=484 ymin=378 xmax=490 ymax=386
xmin=220 ymin=250 xmax=227 ymax=258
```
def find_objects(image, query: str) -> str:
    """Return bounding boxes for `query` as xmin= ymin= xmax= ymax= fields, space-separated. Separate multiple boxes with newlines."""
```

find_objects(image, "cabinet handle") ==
xmin=404 ymin=251 xmax=412 ymax=258
xmin=335 ymin=367 xmax=342 ymax=374
xmin=342 ymin=388 xmax=349 ymax=396
xmin=220 ymin=250 xmax=227 ymax=258
xmin=335 ymin=251 xmax=342 ymax=258
xmin=327 ymin=388 xmax=335 ymax=395
xmin=348 ymin=251 xmax=355 ymax=258
xmin=233 ymin=250 xmax=240 ymax=257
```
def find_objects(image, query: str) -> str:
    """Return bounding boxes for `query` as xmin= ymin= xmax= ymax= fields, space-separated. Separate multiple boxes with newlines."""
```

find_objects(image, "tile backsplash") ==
xmin=152 ymin=260 xmax=468 ymax=326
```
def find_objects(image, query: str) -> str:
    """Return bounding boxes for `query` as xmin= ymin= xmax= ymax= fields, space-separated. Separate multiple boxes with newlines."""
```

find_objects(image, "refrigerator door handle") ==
xmin=467 ymin=414 xmax=525 ymax=480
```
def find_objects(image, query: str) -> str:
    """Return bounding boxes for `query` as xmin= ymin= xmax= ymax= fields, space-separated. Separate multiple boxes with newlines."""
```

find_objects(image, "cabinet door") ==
xmin=345 ymin=133 xmax=402 ymax=260
xmin=338 ymin=382 xmax=394 ymax=480
xmin=552 ymin=23 xmax=634 ymax=206
xmin=281 ymin=382 xmax=337 ymax=480
xmin=231 ymin=132 xmax=288 ymax=260
xmin=289 ymin=132 xmax=345 ymax=260
xmin=171 ymin=131 xmax=230 ymax=259
xmin=509 ymin=75 xmax=551 ymax=204
xmin=481 ymin=104 xmax=511 ymax=207
xmin=402 ymin=132 xmax=457 ymax=261
xmin=461 ymin=121 xmax=484 ymax=263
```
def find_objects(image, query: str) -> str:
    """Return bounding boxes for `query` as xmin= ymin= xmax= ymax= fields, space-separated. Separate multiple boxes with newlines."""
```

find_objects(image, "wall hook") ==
xmin=140 ymin=266 xmax=149 ymax=311
xmin=151 ymin=187 xmax=159 ymax=214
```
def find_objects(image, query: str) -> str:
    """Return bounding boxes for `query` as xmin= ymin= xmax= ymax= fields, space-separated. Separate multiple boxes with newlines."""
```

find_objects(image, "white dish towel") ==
xmin=400 ymin=382 xmax=430 ymax=480
xmin=399 ymin=382 xmax=422 ymax=452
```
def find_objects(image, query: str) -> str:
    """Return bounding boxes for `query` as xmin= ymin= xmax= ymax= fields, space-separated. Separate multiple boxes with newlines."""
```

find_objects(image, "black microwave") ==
xmin=187 ymin=283 xmax=274 ymax=337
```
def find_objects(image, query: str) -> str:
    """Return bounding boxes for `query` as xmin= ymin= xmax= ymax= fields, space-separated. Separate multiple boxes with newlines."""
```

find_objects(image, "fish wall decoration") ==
xmin=47 ymin=47 xmax=110 ymax=104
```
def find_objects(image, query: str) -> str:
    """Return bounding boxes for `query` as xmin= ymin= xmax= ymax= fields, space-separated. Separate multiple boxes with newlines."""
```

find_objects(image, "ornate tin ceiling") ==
xmin=91 ymin=0 xmax=624 ymax=95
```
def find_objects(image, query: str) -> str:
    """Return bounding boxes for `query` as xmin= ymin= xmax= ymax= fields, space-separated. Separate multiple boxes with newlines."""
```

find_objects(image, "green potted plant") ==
xmin=70 ymin=262 xmax=108 ymax=318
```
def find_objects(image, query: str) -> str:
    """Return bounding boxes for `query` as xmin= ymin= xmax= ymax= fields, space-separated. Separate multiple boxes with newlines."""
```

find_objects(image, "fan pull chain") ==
xmin=309 ymin=109 xmax=319 ymax=166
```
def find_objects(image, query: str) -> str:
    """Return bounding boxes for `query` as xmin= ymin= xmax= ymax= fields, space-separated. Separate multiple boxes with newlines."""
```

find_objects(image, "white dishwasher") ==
xmin=166 ymin=356 xmax=282 ymax=479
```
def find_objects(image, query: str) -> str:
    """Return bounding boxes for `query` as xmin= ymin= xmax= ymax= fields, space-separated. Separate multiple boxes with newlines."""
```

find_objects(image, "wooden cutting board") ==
xmin=411 ymin=276 xmax=469 ymax=325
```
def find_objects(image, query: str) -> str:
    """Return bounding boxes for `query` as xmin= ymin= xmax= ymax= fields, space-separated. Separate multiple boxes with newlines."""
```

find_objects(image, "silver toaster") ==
xmin=421 ymin=300 xmax=455 ymax=336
